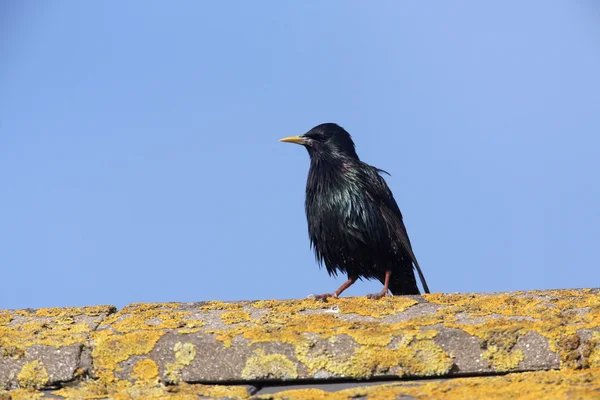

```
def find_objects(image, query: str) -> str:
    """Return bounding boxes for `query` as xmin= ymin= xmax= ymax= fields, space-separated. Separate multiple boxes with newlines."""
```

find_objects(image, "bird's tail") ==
xmin=384 ymin=260 xmax=430 ymax=296
xmin=385 ymin=266 xmax=421 ymax=296
xmin=413 ymin=260 xmax=430 ymax=294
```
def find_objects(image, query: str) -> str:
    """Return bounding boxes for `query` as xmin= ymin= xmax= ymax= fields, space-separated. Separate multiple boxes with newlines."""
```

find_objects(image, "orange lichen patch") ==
xmin=17 ymin=361 xmax=49 ymax=389
xmin=8 ymin=368 xmax=600 ymax=399
xmin=100 ymin=303 xmax=204 ymax=333
xmin=425 ymin=289 xmax=600 ymax=370
xmin=0 ymin=388 xmax=45 ymax=400
xmin=200 ymin=290 xmax=600 ymax=377
xmin=131 ymin=359 xmax=159 ymax=384
xmin=0 ymin=306 xmax=113 ymax=360
xmin=208 ymin=312 xmax=403 ymax=349
xmin=51 ymin=381 xmax=251 ymax=400
xmin=209 ymin=297 xmax=422 ymax=348
xmin=426 ymin=290 xmax=600 ymax=322
xmin=0 ymin=311 xmax=13 ymax=325
xmin=199 ymin=300 xmax=248 ymax=311
xmin=3 ymin=289 xmax=600 ymax=393
xmin=249 ymin=299 xmax=321 ymax=317
xmin=559 ymin=334 xmax=582 ymax=368
xmin=296 ymin=337 xmax=452 ymax=378
xmin=91 ymin=330 xmax=164 ymax=383
xmin=193 ymin=384 xmax=252 ymax=399
xmin=52 ymin=380 xmax=129 ymax=399
xmin=0 ymin=322 xmax=89 ymax=359
xmin=359 ymin=367 xmax=600 ymax=400
xmin=207 ymin=297 xmax=450 ymax=379
xmin=590 ymin=332 xmax=600 ymax=365
xmin=34 ymin=305 xmax=115 ymax=318
xmin=334 ymin=296 xmax=418 ymax=317
xmin=579 ymin=331 xmax=600 ymax=369
xmin=249 ymin=297 xmax=417 ymax=319
xmin=257 ymin=368 xmax=600 ymax=400
xmin=256 ymin=388 xmax=329 ymax=400
xmin=221 ymin=310 xmax=252 ymax=325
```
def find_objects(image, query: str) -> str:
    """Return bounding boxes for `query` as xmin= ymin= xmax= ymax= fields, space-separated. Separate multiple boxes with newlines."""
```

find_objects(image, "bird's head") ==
xmin=279 ymin=123 xmax=359 ymax=160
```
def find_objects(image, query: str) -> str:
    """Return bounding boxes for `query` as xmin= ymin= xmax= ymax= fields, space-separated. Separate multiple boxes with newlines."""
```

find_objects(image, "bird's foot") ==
xmin=313 ymin=293 xmax=338 ymax=302
xmin=366 ymin=290 xmax=389 ymax=300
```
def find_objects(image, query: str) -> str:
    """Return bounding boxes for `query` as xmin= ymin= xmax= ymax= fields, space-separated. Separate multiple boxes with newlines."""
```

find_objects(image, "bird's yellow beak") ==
xmin=279 ymin=135 xmax=306 ymax=145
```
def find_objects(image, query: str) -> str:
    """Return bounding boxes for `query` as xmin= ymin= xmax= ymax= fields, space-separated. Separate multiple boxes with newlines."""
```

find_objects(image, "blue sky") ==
xmin=1 ymin=2 xmax=599 ymax=309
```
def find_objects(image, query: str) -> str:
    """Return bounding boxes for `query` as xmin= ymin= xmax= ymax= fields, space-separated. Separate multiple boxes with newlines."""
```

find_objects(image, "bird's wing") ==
xmin=365 ymin=166 xmax=430 ymax=294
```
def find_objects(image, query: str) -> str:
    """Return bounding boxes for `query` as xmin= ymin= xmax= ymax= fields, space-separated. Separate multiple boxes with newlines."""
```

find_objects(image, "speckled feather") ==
xmin=301 ymin=123 xmax=430 ymax=295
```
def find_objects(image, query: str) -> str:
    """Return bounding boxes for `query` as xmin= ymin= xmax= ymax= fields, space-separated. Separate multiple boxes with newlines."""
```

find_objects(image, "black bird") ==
xmin=280 ymin=123 xmax=430 ymax=299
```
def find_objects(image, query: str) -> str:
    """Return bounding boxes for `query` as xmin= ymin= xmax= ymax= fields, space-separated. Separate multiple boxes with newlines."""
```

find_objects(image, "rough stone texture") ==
xmin=0 ymin=384 xmax=258 ymax=399
xmin=2 ymin=369 xmax=600 ymax=399
xmin=0 ymin=305 xmax=114 ymax=390
xmin=2 ymin=288 xmax=600 ymax=397
xmin=433 ymin=327 xmax=486 ymax=373
xmin=0 ymin=344 xmax=82 ymax=388
xmin=256 ymin=380 xmax=408 ymax=395
xmin=514 ymin=331 xmax=561 ymax=370
xmin=154 ymin=332 xmax=256 ymax=383
xmin=252 ymin=368 xmax=600 ymax=399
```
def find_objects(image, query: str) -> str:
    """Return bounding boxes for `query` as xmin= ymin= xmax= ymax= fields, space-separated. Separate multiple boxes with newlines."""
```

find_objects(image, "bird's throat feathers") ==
xmin=306 ymin=154 xmax=358 ymax=195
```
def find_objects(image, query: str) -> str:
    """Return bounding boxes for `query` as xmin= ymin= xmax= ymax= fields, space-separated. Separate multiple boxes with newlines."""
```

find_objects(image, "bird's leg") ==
xmin=367 ymin=270 xmax=391 ymax=300
xmin=314 ymin=275 xmax=358 ymax=301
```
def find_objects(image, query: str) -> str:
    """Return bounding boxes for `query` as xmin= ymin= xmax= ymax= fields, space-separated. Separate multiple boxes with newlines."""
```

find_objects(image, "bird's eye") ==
xmin=306 ymin=133 xmax=326 ymax=142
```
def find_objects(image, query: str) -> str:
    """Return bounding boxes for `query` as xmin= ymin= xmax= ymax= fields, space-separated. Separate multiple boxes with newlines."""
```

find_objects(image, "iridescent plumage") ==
xmin=280 ymin=123 xmax=430 ymax=298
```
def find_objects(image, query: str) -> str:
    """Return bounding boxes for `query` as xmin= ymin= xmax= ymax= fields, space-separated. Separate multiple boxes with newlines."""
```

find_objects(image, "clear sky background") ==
xmin=1 ymin=1 xmax=599 ymax=310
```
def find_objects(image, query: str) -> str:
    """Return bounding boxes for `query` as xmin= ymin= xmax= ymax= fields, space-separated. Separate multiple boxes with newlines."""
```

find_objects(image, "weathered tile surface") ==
xmin=1 ymin=288 xmax=600 ymax=398
xmin=252 ymin=368 xmax=600 ymax=399
xmin=0 ymin=305 xmax=114 ymax=390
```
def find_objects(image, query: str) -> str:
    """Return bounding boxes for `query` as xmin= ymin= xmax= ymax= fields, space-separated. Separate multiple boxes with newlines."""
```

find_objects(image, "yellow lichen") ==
xmin=0 ymin=388 xmax=45 ymax=400
xmin=242 ymin=349 xmax=298 ymax=380
xmin=165 ymin=342 xmax=197 ymax=383
xmin=92 ymin=330 xmax=164 ymax=382
xmin=202 ymin=296 xmax=449 ymax=379
xmin=2 ymin=288 xmax=600 ymax=395
xmin=221 ymin=310 xmax=252 ymax=324
xmin=589 ymin=332 xmax=600 ymax=367
xmin=0 ymin=311 xmax=13 ymax=325
xmin=257 ymin=368 xmax=600 ymax=400
xmin=199 ymin=289 xmax=600 ymax=379
xmin=0 ymin=305 xmax=113 ymax=362
xmin=34 ymin=305 xmax=115 ymax=318
xmin=335 ymin=296 xmax=418 ymax=317
xmin=425 ymin=290 xmax=600 ymax=369
xmin=208 ymin=308 xmax=423 ymax=350
xmin=193 ymin=384 xmax=251 ymax=399
xmin=0 ymin=323 xmax=89 ymax=358
xmin=199 ymin=300 xmax=247 ymax=311
xmin=257 ymin=388 xmax=328 ymax=400
xmin=482 ymin=346 xmax=524 ymax=372
xmin=17 ymin=361 xmax=49 ymax=389
xmin=296 ymin=336 xmax=452 ymax=378
xmin=131 ymin=359 xmax=160 ymax=383
xmin=100 ymin=303 xmax=204 ymax=334
xmin=559 ymin=334 xmax=582 ymax=368
xmin=249 ymin=296 xmax=417 ymax=319
xmin=51 ymin=380 xmax=250 ymax=400
xmin=580 ymin=331 xmax=600 ymax=369
xmin=52 ymin=379 xmax=127 ymax=399
xmin=7 ymin=368 xmax=600 ymax=399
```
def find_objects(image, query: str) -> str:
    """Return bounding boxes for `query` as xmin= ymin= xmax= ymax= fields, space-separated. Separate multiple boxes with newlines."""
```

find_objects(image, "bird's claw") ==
xmin=314 ymin=293 xmax=337 ymax=302
xmin=366 ymin=291 xmax=389 ymax=300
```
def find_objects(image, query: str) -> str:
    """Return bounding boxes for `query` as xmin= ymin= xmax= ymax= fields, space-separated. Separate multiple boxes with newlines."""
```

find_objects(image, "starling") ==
xmin=280 ymin=123 xmax=430 ymax=299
